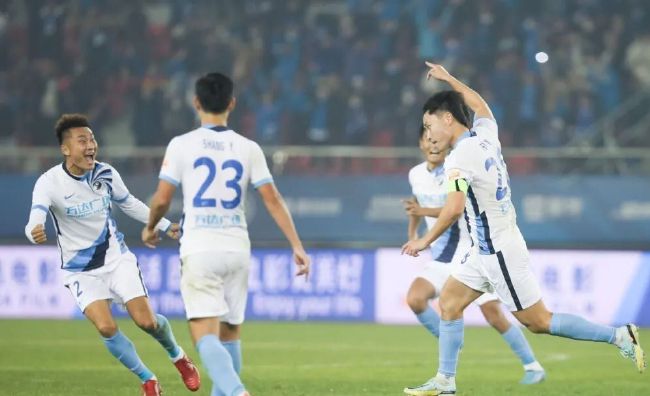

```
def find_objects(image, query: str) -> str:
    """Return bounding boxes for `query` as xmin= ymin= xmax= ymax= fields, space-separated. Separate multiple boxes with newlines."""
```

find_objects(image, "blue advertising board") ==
xmin=111 ymin=248 xmax=375 ymax=321
xmin=3 ymin=174 xmax=650 ymax=246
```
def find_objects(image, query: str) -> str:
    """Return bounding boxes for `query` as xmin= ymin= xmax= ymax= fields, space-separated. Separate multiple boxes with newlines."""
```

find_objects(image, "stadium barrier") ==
xmin=2 ymin=246 xmax=649 ymax=327
xmin=3 ymin=174 xmax=650 ymax=247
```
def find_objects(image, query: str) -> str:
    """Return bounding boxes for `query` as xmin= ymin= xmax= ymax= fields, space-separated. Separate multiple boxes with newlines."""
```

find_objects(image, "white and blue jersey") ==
xmin=408 ymin=162 xmax=471 ymax=263
xmin=444 ymin=117 xmax=517 ymax=255
xmin=25 ymin=161 xmax=171 ymax=273
xmin=159 ymin=125 xmax=274 ymax=258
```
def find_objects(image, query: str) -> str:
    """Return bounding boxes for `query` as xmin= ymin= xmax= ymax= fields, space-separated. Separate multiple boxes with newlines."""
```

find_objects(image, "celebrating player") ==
xmin=404 ymin=124 xmax=545 ymax=385
xmin=24 ymin=114 xmax=200 ymax=396
xmin=401 ymin=63 xmax=645 ymax=395
xmin=142 ymin=72 xmax=310 ymax=396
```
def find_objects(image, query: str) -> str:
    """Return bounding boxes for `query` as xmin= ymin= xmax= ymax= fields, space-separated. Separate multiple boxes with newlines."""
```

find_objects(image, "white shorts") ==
xmin=180 ymin=251 xmax=250 ymax=324
xmin=419 ymin=262 xmax=499 ymax=306
xmin=451 ymin=231 xmax=542 ymax=311
xmin=63 ymin=252 xmax=147 ymax=312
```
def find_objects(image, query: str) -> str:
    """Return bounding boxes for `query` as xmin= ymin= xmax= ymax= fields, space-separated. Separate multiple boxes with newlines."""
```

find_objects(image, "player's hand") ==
xmin=293 ymin=247 xmax=311 ymax=280
xmin=402 ymin=198 xmax=423 ymax=216
xmin=31 ymin=224 xmax=47 ymax=244
xmin=425 ymin=61 xmax=452 ymax=82
xmin=141 ymin=226 xmax=160 ymax=249
xmin=166 ymin=223 xmax=181 ymax=240
xmin=401 ymin=238 xmax=428 ymax=257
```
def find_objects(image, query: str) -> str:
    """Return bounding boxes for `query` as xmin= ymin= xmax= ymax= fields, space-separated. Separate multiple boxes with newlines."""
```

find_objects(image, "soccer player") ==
xmin=401 ymin=63 xmax=645 ymax=395
xmin=24 ymin=114 xmax=201 ymax=396
xmin=405 ymin=124 xmax=545 ymax=385
xmin=142 ymin=72 xmax=310 ymax=396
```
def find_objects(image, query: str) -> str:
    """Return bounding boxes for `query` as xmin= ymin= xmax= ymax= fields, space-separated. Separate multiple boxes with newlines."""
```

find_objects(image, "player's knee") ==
xmin=522 ymin=314 xmax=552 ymax=334
xmin=406 ymin=291 xmax=429 ymax=313
xmin=438 ymin=296 xmax=463 ymax=319
xmin=136 ymin=316 xmax=158 ymax=333
xmin=96 ymin=322 xmax=118 ymax=338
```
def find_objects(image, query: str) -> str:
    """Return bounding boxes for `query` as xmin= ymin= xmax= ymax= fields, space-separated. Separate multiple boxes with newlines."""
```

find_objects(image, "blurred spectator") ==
xmin=625 ymin=29 xmax=650 ymax=88
xmin=1 ymin=0 xmax=649 ymax=151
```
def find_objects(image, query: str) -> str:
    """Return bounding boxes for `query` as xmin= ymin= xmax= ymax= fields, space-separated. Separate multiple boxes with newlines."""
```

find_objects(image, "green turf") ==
xmin=0 ymin=320 xmax=648 ymax=395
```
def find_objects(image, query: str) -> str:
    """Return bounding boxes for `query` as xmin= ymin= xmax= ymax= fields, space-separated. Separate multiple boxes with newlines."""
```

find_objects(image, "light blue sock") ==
xmin=501 ymin=325 xmax=536 ymax=365
xmin=103 ymin=330 xmax=154 ymax=382
xmin=197 ymin=334 xmax=245 ymax=396
xmin=222 ymin=340 xmax=242 ymax=374
xmin=416 ymin=307 xmax=440 ymax=337
xmin=550 ymin=313 xmax=616 ymax=343
xmin=148 ymin=314 xmax=182 ymax=359
xmin=438 ymin=318 xmax=464 ymax=377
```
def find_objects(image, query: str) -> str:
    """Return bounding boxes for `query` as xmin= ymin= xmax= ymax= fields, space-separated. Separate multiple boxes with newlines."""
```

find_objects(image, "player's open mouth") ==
xmin=84 ymin=154 xmax=95 ymax=162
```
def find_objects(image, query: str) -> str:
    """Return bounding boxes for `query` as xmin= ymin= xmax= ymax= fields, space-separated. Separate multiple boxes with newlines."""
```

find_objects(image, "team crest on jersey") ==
xmin=88 ymin=163 xmax=113 ymax=196
xmin=93 ymin=180 xmax=103 ymax=190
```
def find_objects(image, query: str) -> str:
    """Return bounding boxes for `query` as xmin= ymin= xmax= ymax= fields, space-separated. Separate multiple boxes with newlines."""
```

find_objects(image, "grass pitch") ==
xmin=0 ymin=320 xmax=648 ymax=395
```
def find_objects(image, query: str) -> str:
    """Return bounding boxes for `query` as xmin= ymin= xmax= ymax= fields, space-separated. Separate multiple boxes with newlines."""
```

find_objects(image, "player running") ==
xmin=142 ymin=72 xmax=310 ymax=396
xmin=404 ymin=124 xmax=545 ymax=385
xmin=401 ymin=63 xmax=645 ymax=395
xmin=25 ymin=114 xmax=200 ymax=396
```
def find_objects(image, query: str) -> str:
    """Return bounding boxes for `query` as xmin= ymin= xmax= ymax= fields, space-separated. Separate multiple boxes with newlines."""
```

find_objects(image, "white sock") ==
xmin=614 ymin=326 xmax=629 ymax=348
xmin=523 ymin=361 xmax=544 ymax=371
xmin=436 ymin=372 xmax=456 ymax=385
xmin=171 ymin=347 xmax=184 ymax=363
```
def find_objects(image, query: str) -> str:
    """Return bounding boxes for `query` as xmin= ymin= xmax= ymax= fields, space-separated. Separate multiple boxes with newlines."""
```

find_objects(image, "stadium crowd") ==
xmin=1 ymin=0 xmax=649 ymax=149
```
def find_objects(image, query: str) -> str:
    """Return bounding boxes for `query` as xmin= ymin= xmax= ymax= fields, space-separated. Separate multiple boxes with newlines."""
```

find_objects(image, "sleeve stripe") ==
xmin=253 ymin=177 xmax=274 ymax=188
xmin=159 ymin=174 xmax=180 ymax=187
xmin=31 ymin=204 xmax=49 ymax=214
xmin=112 ymin=194 xmax=130 ymax=203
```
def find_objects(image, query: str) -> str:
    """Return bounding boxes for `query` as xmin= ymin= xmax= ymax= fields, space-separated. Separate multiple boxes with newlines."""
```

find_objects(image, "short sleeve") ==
xmin=472 ymin=117 xmax=498 ymax=143
xmin=30 ymin=174 xmax=52 ymax=213
xmin=109 ymin=165 xmax=130 ymax=202
xmin=407 ymin=167 xmax=417 ymax=194
xmin=159 ymin=137 xmax=183 ymax=187
xmin=249 ymin=142 xmax=273 ymax=188
xmin=444 ymin=144 xmax=475 ymax=183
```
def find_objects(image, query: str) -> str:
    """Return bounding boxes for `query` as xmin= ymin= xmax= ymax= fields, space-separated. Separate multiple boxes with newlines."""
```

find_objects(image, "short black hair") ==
xmin=195 ymin=72 xmax=234 ymax=114
xmin=422 ymin=90 xmax=471 ymax=129
xmin=55 ymin=114 xmax=91 ymax=144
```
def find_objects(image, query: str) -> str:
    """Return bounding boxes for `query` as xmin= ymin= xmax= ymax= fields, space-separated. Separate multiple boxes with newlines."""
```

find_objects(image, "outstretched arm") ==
xmin=115 ymin=194 xmax=171 ymax=232
xmin=426 ymin=62 xmax=494 ymax=120
xmin=142 ymin=180 xmax=179 ymax=247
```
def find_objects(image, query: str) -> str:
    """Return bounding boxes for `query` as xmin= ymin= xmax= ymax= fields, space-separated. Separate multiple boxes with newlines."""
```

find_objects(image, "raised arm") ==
xmin=426 ymin=62 xmax=494 ymax=120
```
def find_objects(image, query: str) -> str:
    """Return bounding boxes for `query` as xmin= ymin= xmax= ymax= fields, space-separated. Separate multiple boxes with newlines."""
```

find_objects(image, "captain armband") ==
xmin=447 ymin=178 xmax=469 ymax=193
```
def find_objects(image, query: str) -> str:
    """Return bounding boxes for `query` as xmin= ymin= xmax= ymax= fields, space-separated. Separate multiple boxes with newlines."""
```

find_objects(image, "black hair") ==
xmin=55 ymin=113 xmax=91 ymax=144
xmin=195 ymin=72 xmax=234 ymax=114
xmin=422 ymin=90 xmax=471 ymax=129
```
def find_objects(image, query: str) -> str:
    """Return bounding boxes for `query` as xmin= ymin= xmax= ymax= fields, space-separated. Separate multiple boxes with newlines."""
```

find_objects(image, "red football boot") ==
xmin=142 ymin=379 xmax=162 ymax=396
xmin=174 ymin=354 xmax=201 ymax=391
